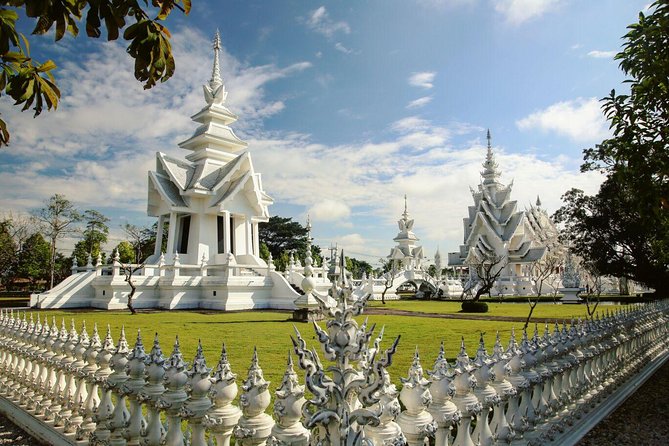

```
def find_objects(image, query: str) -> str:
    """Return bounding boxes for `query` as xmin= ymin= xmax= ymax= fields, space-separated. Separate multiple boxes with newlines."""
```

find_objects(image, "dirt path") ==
xmin=364 ymin=306 xmax=561 ymax=324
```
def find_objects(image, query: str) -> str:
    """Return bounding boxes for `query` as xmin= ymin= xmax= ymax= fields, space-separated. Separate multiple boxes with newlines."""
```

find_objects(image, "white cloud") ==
xmin=408 ymin=71 xmax=436 ymax=89
xmin=334 ymin=42 xmax=353 ymax=54
xmin=516 ymin=97 xmax=609 ymax=143
xmin=392 ymin=116 xmax=431 ymax=133
xmin=305 ymin=6 xmax=351 ymax=38
xmin=587 ymin=50 xmax=616 ymax=59
xmin=407 ymin=96 xmax=433 ymax=109
xmin=308 ymin=200 xmax=351 ymax=222
xmin=0 ymin=27 xmax=311 ymax=215
xmin=417 ymin=0 xmax=478 ymax=8
xmin=493 ymin=0 xmax=562 ymax=25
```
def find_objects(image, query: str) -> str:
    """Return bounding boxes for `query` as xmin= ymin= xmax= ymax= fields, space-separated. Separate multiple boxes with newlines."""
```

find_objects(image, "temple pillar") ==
xmin=154 ymin=215 xmax=165 ymax=257
xmin=166 ymin=212 xmax=178 ymax=257
xmin=252 ymin=222 xmax=259 ymax=257
xmin=223 ymin=211 xmax=231 ymax=254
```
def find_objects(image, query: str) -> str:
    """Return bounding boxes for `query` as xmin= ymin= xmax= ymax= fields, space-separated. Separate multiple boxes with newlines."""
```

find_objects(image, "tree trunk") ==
xmin=127 ymin=280 xmax=137 ymax=315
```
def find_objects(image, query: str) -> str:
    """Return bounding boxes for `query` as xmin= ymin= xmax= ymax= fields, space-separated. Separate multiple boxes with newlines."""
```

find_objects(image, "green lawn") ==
xmin=16 ymin=300 xmax=627 ymax=394
xmin=367 ymin=299 xmax=626 ymax=320
xmin=22 ymin=309 xmax=524 ymax=392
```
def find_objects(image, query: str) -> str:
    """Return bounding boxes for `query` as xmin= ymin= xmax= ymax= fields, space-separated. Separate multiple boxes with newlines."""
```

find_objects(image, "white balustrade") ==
xmin=0 ymin=296 xmax=667 ymax=446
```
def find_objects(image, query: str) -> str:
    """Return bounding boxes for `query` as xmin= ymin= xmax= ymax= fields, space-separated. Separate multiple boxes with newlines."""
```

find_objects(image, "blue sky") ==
xmin=0 ymin=0 xmax=651 ymax=265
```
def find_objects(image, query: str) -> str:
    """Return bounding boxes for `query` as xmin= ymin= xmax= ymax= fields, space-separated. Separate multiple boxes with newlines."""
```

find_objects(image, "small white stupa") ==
xmin=387 ymin=195 xmax=425 ymax=270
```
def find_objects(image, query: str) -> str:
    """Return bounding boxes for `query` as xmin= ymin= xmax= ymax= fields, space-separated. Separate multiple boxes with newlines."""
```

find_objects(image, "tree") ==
xmin=120 ymin=263 xmax=144 ymax=315
xmin=0 ymin=1 xmax=192 ymax=146
xmin=524 ymin=252 xmax=564 ymax=330
xmin=114 ymin=241 xmax=135 ymax=264
xmin=32 ymin=194 xmax=81 ymax=288
xmin=555 ymin=2 xmax=669 ymax=295
xmin=0 ymin=220 xmax=16 ymax=289
xmin=463 ymin=252 xmax=508 ymax=301
xmin=16 ymin=233 xmax=51 ymax=290
xmin=73 ymin=209 xmax=110 ymax=266
xmin=122 ymin=223 xmax=150 ymax=264
xmin=345 ymin=256 xmax=373 ymax=279
xmin=259 ymin=216 xmax=308 ymax=260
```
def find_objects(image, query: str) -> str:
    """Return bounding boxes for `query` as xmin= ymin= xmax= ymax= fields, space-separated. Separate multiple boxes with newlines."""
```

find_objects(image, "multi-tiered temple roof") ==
xmin=448 ymin=132 xmax=546 ymax=271
xmin=147 ymin=32 xmax=272 ymax=265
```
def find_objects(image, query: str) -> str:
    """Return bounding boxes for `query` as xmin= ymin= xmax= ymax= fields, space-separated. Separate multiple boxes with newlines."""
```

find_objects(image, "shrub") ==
xmin=461 ymin=301 xmax=489 ymax=313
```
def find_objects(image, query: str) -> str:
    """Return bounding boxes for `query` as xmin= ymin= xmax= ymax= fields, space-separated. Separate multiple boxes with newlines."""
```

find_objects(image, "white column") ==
xmin=245 ymin=219 xmax=252 ymax=256
xmin=154 ymin=215 xmax=165 ymax=256
xmin=252 ymin=222 xmax=259 ymax=257
xmin=223 ymin=211 xmax=231 ymax=254
xmin=167 ymin=212 xmax=178 ymax=257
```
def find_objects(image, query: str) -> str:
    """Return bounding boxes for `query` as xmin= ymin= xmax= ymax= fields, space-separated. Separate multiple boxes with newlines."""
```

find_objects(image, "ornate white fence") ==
xmin=0 ymin=287 xmax=667 ymax=446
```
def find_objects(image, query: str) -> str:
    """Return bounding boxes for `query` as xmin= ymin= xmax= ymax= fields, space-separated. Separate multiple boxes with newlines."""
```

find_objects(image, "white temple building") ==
xmin=387 ymin=196 xmax=425 ymax=270
xmin=447 ymin=131 xmax=555 ymax=296
xmin=31 ymin=32 xmax=328 ymax=310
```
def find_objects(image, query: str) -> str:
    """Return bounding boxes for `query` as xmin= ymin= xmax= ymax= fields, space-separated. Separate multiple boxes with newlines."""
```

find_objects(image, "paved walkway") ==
xmin=0 ymin=414 xmax=40 ymax=445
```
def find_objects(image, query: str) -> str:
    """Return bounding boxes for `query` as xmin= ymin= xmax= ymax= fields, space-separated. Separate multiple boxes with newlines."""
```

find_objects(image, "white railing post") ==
xmin=108 ymin=326 xmax=131 ymax=446
xmin=183 ymin=341 xmax=213 ymax=446
xmin=76 ymin=323 xmax=102 ymax=441
xmin=203 ymin=344 xmax=241 ymax=446
xmin=268 ymin=354 xmax=310 ymax=445
xmin=123 ymin=329 xmax=148 ymax=446
xmin=66 ymin=321 xmax=90 ymax=435
xmin=427 ymin=342 xmax=460 ymax=446
xmin=451 ymin=338 xmax=481 ymax=446
xmin=472 ymin=334 xmax=498 ymax=446
xmin=160 ymin=336 xmax=189 ymax=446
xmin=397 ymin=348 xmax=436 ymax=445
xmin=233 ymin=348 xmax=274 ymax=445
xmin=140 ymin=333 xmax=167 ymax=446
xmin=90 ymin=325 xmax=117 ymax=445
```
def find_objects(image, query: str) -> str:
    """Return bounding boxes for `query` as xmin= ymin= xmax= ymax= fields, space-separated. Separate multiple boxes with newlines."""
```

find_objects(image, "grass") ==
xmin=20 ymin=308 xmax=523 ymax=393
xmin=12 ymin=299 xmax=629 ymax=395
xmin=367 ymin=299 xmax=627 ymax=320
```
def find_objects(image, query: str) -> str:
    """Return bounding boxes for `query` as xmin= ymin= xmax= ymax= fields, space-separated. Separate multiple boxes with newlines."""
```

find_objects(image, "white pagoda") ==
xmin=447 ymin=131 xmax=547 ymax=295
xmin=146 ymin=31 xmax=271 ymax=267
xmin=387 ymin=195 xmax=425 ymax=270
xmin=31 ymin=32 xmax=320 ymax=310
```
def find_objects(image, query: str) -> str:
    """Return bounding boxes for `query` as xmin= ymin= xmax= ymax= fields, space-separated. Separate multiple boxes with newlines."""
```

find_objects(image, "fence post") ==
xmin=140 ymin=333 xmax=167 ymax=446
xmin=233 ymin=348 xmax=274 ymax=445
xmin=472 ymin=334 xmax=498 ymax=446
xmin=267 ymin=354 xmax=309 ymax=445
xmin=124 ymin=329 xmax=148 ymax=446
xmin=160 ymin=336 xmax=189 ymax=446
xmin=427 ymin=342 xmax=460 ymax=446
xmin=183 ymin=341 xmax=213 ymax=446
xmin=90 ymin=325 xmax=118 ymax=445
xmin=108 ymin=326 xmax=131 ymax=446
xmin=397 ymin=348 xmax=436 ymax=446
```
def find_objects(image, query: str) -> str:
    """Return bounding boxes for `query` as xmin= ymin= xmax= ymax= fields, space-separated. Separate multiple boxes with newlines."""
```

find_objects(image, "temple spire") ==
xmin=403 ymin=194 xmax=408 ymax=218
xmin=481 ymin=129 xmax=500 ymax=185
xmin=536 ymin=195 xmax=542 ymax=207
xmin=204 ymin=30 xmax=227 ymax=105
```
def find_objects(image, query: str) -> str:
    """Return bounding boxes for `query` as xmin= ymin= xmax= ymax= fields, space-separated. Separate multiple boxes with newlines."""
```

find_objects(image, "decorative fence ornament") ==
xmin=0 ymin=295 xmax=667 ymax=446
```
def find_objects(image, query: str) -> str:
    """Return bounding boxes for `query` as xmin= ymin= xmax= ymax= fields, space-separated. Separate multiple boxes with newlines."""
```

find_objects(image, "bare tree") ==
xmin=121 ymin=263 xmax=144 ymax=315
xmin=463 ymin=252 xmax=508 ymax=301
xmin=32 ymin=194 xmax=81 ymax=288
xmin=380 ymin=261 xmax=399 ymax=305
xmin=583 ymin=264 xmax=604 ymax=321
xmin=524 ymin=252 xmax=563 ymax=330
xmin=122 ymin=223 xmax=148 ymax=264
